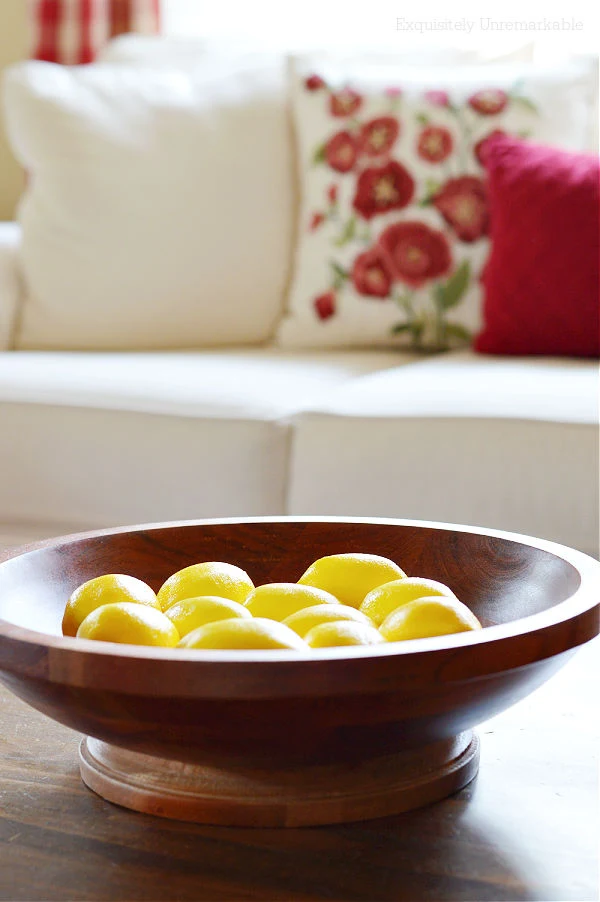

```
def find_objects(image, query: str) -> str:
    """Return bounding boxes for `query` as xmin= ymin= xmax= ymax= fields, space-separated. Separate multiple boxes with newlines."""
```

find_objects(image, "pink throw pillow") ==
xmin=475 ymin=135 xmax=599 ymax=357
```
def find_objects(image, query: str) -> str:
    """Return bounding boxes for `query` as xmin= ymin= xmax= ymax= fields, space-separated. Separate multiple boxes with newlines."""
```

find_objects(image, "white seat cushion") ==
xmin=0 ymin=349 xmax=407 ymax=530
xmin=288 ymin=351 xmax=600 ymax=555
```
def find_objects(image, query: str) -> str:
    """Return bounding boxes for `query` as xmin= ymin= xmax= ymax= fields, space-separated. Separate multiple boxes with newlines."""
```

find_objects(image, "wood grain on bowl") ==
xmin=78 ymin=732 xmax=480 ymax=827
xmin=0 ymin=517 xmax=598 ymax=825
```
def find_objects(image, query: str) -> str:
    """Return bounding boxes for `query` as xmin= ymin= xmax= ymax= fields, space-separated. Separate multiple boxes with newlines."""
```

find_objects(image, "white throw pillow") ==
xmin=3 ymin=59 xmax=293 ymax=350
xmin=277 ymin=56 xmax=597 ymax=351
xmin=0 ymin=223 xmax=22 ymax=350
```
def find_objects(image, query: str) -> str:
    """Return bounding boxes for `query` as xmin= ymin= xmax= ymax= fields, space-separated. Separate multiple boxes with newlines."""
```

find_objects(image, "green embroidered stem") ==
xmin=392 ymin=292 xmax=424 ymax=350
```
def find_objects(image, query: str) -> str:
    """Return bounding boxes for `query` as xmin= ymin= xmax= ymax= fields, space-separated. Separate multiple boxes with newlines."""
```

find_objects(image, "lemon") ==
xmin=62 ymin=573 xmax=159 ymax=637
xmin=360 ymin=576 xmax=456 ymax=627
xmin=76 ymin=602 xmax=180 ymax=647
xmin=297 ymin=553 xmax=406 ymax=609
xmin=304 ymin=621 xmax=385 ymax=648
xmin=156 ymin=561 xmax=254 ymax=611
xmin=380 ymin=596 xmax=482 ymax=642
xmin=164 ymin=595 xmax=252 ymax=638
xmin=177 ymin=617 xmax=308 ymax=650
xmin=283 ymin=603 xmax=373 ymax=638
xmin=243 ymin=583 xmax=340 ymax=621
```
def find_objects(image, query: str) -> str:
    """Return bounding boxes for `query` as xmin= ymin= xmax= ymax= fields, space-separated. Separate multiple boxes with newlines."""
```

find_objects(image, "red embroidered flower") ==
xmin=359 ymin=117 xmax=400 ymax=157
xmin=424 ymin=90 xmax=450 ymax=108
xmin=325 ymin=131 xmax=359 ymax=173
xmin=327 ymin=184 xmax=338 ymax=204
xmin=378 ymin=221 xmax=452 ymax=288
xmin=309 ymin=212 xmax=325 ymax=231
xmin=432 ymin=176 xmax=489 ymax=243
xmin=385 ymin=86 xmax=403 ymax=99
xmin=329 ymin=88 xmax=362 ymax=117
xmin=352 ymin=161 xmax=415 ymax=221
xmin=314 ymin=291 xmax=336 ymax=320
xmin=352 ymin=247 xmax=394 ymax=298
xmin=468 ymin=89 xmax=508 ymax=115
xmin=417 ymin=126 xmax=453 ymax=163
xmin=305 ymin=74 xmax=326 ymax=91
xmin=474 ymin=129 xmax=506 ymax=165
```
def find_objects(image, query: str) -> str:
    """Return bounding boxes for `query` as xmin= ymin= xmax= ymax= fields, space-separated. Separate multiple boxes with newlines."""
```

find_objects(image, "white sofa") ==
xmin=0 ymin=48 xmax=598 ymax=556
xmin=0 ymin=223 xmax=597 ymax=555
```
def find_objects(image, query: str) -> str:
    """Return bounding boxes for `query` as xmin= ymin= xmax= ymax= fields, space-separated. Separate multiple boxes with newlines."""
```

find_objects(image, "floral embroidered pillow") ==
xmin=277 ymin=58 xmax=596 ymax=351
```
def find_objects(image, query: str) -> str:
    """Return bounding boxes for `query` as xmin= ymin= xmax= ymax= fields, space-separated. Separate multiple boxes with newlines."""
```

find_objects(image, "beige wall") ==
xmin=0 ymin=0 xmax=27 ymax=221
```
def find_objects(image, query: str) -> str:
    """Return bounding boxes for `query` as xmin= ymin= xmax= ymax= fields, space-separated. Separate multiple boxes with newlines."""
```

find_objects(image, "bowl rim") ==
xmin=0 ymin=516 xmax=598 ymax=673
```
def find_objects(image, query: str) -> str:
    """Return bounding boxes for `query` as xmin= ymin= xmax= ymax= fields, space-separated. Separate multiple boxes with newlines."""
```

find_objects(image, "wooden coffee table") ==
xmin=1 ymin=637 xmax=597 ymax=902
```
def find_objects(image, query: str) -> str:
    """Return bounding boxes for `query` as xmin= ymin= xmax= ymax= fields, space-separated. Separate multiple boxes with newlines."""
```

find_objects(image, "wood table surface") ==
xmin=1 ymin=638 xmax=598 ymax=902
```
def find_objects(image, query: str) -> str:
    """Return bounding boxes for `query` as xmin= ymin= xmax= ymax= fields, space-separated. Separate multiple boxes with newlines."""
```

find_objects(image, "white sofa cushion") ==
xmin=98 ymin=34 xmax=535 ymax=67
xmin=98 ymin=35 xmax=477 ymax=66
xmin=0 ymin=348 xmax=406 ymax=530
xmin=3 ymin=59 xmax=293 ymax=350
xmin=0 ymin=223 xmax=22 ymax=351
xmin=288 ymin=351 xmax=599 ymax=555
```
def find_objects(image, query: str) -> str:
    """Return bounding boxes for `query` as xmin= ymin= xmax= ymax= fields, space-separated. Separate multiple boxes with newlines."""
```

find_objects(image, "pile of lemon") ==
xmin=62 ymin=553 xmax=481 ymax=650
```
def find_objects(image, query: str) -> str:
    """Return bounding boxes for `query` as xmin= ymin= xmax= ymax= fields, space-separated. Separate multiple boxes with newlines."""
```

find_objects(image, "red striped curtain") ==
xmin=29 ymin=0 xmax=161 ymax=65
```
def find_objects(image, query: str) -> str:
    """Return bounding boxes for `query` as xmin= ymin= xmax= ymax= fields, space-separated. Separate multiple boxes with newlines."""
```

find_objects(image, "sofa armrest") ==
xmin=0 ymin=222 xmax=22 ymax=350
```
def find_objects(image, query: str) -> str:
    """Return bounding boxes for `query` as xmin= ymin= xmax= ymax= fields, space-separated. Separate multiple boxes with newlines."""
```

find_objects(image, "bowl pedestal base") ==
xmin=79 ymin=731 xmax=479 ymax=827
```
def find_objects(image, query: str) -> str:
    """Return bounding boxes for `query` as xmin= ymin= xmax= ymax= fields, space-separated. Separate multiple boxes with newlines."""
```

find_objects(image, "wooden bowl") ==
xmin=0 ymin=517 xmax=598 ymax=827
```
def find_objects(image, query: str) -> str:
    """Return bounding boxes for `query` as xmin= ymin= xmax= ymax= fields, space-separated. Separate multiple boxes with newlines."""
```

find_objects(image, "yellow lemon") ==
xmin=243 ymin=583 xmax=340 ymax=621
xmin=62 ymin=573 xmax=159 ymax=637
xmin=380 ymin=596 xmax=482 ymax=642
xmin=283 ymin=603 xmax=373 ymax=638
xmin=157 ymin=561 xmax=254 ymax=611
xmin=177 ymin=617 xmax=308 ymax=650
xmin=297 ymin=553 xmax=406 ymax=609
xmin=360 ymin=576 xmax=456 ymax=627
xmin=304 ymin=621 xmax=385 ymax=648
xmin=164 ymin=595 xmax=251 ymax=638
xmin=76 ymin=602 xmax=180 ymax=647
